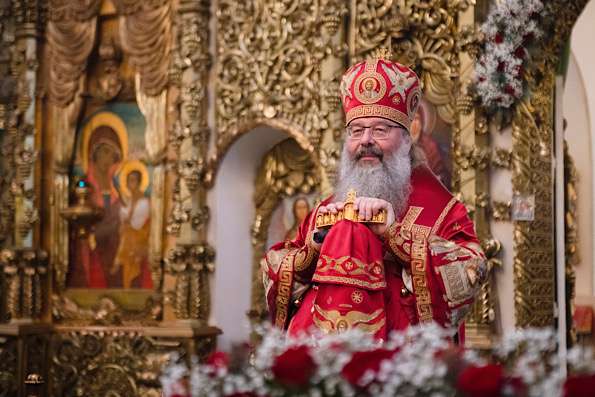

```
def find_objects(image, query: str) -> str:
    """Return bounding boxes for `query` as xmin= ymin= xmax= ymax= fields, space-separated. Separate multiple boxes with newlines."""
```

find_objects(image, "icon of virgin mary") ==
xmin=69 ymin=121 xmax=127 ymax=288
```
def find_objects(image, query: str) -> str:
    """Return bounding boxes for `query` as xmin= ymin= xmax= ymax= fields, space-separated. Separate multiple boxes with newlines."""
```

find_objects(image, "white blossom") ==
xmin=475 ymin=0 xmax=545 ymax=111
xmin=161 ymin=322 xmax=595 ymax=397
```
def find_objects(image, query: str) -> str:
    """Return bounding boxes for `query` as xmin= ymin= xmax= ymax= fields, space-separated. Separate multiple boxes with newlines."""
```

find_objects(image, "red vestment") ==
xmin=262 ymin=166 xmax=486 ymax=339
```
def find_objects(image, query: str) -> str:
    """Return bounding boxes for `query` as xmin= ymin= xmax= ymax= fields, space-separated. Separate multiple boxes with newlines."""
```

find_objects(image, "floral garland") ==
xmin=161 ymin=324 xmax=595 ymax=397
xmin=474 ymin=0 xmax=546 ymax=111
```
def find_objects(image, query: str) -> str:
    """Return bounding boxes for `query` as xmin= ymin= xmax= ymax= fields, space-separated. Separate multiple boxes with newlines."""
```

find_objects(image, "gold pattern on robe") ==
xmin=313 ymin=304 xmax=385 ymax=334
xmin=313 ymin=255 xmax=386 ymax=289
xmin=438 ymin=256 xmax=486 ymax=305
xmin=428 ymin=235 xmax=482 ymax=262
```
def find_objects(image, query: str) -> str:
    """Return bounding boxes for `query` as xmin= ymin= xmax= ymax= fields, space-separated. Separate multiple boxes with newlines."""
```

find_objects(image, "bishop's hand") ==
xmin=354 ymin=196 xmax=395 ymax=235
xmin=312 ymin=201 xmax=347 ymax=250
xmin=317 ymin=198 xmax=395 ymax=236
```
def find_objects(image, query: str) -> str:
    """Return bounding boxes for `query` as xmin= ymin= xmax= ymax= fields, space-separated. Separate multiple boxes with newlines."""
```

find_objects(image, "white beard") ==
xmin=334 ymin=141 xmax=412 ymax=217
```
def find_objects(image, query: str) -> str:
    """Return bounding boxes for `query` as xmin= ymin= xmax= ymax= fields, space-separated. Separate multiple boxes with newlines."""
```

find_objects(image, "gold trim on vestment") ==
xmin=411 ymin=224 xmax=433 ymax=322
xmin=311 ymin=274 xmax=387 ymax=290
xmin=438 ymin=260 xmax=475 ymax=306
xmin=313 ymin=304 xmax=386 ymax=334
xmin=314 ymin=254 xmax=386 ymax=290
xmin=294 ymin=245 xmax=317 ymax=272
xmin=274 ymin=249 xmax=296 ymax=328
xmin=345 ymin=104 xmax=411 ymax=130
xmin=430 ymin=197 xmax=458 ymax=235
xmin=386 ymin=206 xmax=422 ymax=262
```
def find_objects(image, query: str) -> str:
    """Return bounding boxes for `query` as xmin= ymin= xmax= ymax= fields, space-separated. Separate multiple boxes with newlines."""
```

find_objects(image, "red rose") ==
xmin=206 ymin=351 xmax=230 ymax=370
xmin=495 ymin=33 xmax=503 ymax=44
xmin=564 ymin=373 xmax=595 ymax=397
xmin=167 ymin=378 xmax=190 ymax=397
xmin=497 ymin=61 xmax=506 ymax=72
xmin=506 ymin=376 xmax=527 ymax=397
xmin=271 ymin=345 xmax=316 ymax=387
xmin=523 ymin=32 xmax=535 ymax=45
xmin=514 ymin=47 xmax=526 ymax=59
xmin=504 ymin=85 xmax=516 ymax=95
xmin=456 ymin=364 xmax=504 ymax=397
xmin=341 ymin=348 xmax=396 ymax=387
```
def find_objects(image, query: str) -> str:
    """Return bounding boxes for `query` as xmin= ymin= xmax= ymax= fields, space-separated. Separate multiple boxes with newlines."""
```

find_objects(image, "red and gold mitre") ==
xmin=340 ymin=55 xmax=421 ymax=130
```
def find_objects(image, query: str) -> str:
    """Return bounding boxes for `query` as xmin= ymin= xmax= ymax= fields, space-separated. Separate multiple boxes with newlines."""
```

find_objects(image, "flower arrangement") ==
xmin=474 ymin=0 xmax=546 ymax=112
xmin=161 ymin=324 xmax=595 ymax=397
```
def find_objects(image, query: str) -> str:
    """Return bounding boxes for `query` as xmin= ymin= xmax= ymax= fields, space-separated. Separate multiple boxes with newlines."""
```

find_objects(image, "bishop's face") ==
xmin=345 ymin=116 xmax=408 ymax=167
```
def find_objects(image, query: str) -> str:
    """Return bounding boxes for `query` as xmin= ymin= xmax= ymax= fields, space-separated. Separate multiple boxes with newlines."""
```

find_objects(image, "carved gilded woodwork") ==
xmin=0 ymin=0 xmax=40 ymax=248
xmin=166 ymin=0 xmax=210 ymax=245
xmin=0 ymin=248 xmax=48 ymax=321
xmin=49 ymin=327 xmax=218 ymax=396
xmin=51 ymin=294 xmax=162 ymax=326
xmin=0 ymin=324 xmax=52 ymax=397
xmin=564 ymin=142 xmax=578 ymax=344
xmin=164 ymin=244 xmax=214 ymax=321
xmin=492 ymin=148 xmax=513 ymax=169
xmin=250 ymin=139 xmax=321 ymax=322
xmin=512 ymin=0 xmax=589 ymax=327
xmin=213 ymin=0 xmax=346 ymax=170
xmin=490 ymin=201 xmax=512 ymax=222
xmin=0 ymin=333 xmax=18 ymax=396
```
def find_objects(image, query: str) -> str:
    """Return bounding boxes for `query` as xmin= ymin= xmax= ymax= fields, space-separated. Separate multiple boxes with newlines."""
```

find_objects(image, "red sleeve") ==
xmin=261 ymin=200 xmax=327 ymax=327
xmin=426 ymin=202 xmax=487 ymax=328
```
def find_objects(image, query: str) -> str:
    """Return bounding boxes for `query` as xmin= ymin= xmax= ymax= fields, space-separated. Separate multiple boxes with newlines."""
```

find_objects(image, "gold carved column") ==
xmin=164 ymin=0 xmax=216 ymax=325
xmin=512 ymin=0 xmax=589 ymax=327
xmin=0 ymin=1 xmax=51 ymax=396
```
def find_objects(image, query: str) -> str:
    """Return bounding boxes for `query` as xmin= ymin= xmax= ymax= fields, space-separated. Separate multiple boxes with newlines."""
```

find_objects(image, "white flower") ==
xmin=474 ymin=0 xmax=545 ymax=110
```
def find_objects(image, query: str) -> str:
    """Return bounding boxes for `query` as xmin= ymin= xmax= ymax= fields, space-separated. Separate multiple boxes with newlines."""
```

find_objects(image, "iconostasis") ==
xmin=0 ymin=0 xmax=590 ymax=396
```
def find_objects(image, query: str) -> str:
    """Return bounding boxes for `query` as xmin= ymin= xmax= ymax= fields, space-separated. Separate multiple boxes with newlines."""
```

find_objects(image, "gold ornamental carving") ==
xmin=166 ymin=0 xmax=210 ymax=247
xmin=165 ymin=244 xmax=215 ymax=321
xmin=564 ymin=141 xmax=578 ymax=343
xmin=214 ymin=0 xmax=346 ymax=162
xmin=0 ymin=248 xmax=48 ymax=321
xmin=0 ymin=335 xmax=18 ymax=396
xmin=50 ymin=328 xmax=217 ymax=397
xmin=0 ymin=0 xmax=40 ymax=247
xmin=0 ymin=328 xmax=51 ymax=397
xmin=512 ymin=0 xmax=589 ymax=327
xmin=491 ymin=201 xmax=511 ymax=222
xmin=492 ymin=148 xmax=513 ymax=169
xmin=51 ymin=294 xmax=162 ymax=326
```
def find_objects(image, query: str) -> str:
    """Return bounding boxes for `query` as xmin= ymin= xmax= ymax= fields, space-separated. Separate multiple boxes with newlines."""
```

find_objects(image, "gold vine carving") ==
xmin=215 ymin=0 xmax=345 ymax=155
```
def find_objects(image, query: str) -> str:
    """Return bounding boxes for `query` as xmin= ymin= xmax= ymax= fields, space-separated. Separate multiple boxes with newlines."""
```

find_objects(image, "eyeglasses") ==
xmin=346 ymin=123 xmax=405 ymax=140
